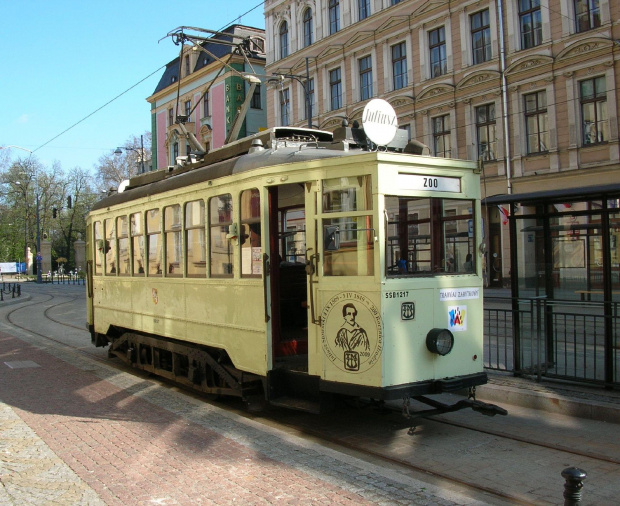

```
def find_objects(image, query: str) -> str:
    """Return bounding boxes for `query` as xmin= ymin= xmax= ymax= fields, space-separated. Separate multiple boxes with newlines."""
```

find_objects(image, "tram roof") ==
xmin=483 ymin=182 xmax=620 ymax=206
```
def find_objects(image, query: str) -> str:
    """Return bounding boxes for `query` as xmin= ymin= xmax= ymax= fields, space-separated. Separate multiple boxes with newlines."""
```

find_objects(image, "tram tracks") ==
xmin=2 ymin=289 xmax=618 ymax=505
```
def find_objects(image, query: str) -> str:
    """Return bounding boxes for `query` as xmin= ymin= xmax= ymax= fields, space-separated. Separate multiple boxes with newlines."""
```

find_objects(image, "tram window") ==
xmin=209 ymin=194 xmax=233 ymax=277
xmin=146 ymin=209 xmax=162 ymax=276
xmin=385 ymin=196 xmax=475 ymax=276
xmin=116 ymin=216 xmax=130 ymax=276
xmin=130 ymin=213 xmax=145 ymax=275
xmin=165 ymin=205 xmax=182 ymax=277
xmin=104 ymin=218 xmax=117 ymax=275
xmin=323 ymin=175 xmax=372 ymax=213
xmin=185 ymin=200 xmax=205 ymax=277
xmin=94 ymin=221 xmax=103 ymax=275
xmin=240 ymin=189 xmax=261 ymax=277
xmin=323 ymin=216 xmax=375 ymax=276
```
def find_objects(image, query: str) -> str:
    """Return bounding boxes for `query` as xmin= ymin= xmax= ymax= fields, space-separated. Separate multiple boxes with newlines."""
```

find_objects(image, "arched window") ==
xmin=329 ymin=0 xmax=340 ymax=34
xmin=303 ymin=8 xmax=313 ymax=47
xmin=279 ymin=21 xmax=289 ymax=58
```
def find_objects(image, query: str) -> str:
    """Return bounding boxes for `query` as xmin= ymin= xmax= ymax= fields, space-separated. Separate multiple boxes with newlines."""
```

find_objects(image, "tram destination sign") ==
xmin=396 ymin=173 xmax=461 ymax=193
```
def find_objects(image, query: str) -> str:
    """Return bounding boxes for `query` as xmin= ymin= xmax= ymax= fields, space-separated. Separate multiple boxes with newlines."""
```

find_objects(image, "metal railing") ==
xmin=0 ymin=282 xmax=21 ymax=301
xmin=484 ymin=296 xmax=619 ymax=387
xmin=43 ymin=273 xmax=86 ymax=285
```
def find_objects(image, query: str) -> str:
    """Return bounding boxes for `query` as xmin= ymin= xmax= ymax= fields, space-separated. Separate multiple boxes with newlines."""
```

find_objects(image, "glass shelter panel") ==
xmin=185 ymin=200 xmax=205 ymax=278
xmin=209 ymin=194 xmax=233 ymax=277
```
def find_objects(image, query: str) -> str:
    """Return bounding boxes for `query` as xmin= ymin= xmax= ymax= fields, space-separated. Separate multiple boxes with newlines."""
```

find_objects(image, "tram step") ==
xmin=269 ymin=396 xmax=321 ymax=414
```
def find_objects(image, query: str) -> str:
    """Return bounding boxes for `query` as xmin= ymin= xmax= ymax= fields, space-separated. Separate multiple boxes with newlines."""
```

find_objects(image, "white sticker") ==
xmin=439 ymin=287 xmax=480 ymax=301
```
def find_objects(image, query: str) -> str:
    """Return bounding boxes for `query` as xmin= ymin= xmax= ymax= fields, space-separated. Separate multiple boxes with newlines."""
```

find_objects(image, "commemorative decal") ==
xmin=321 ymin=292 xmax=382 ymax=373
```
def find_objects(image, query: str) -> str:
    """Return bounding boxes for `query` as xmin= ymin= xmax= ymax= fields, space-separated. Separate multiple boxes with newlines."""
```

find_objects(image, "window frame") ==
xmin=580 ymin=76 xmax=608 ymax=146
xmin=358 ymin=55 xmax=373 ymax=101
xmin=519 ymin=0 xmax=543 ymax=49
xmin=429 ymin=26 xmax=447 ymax=78
xmin=330 ymin=67 xmax=342 ymax=111
xmin=359 ymin=0 xmax=370 ymax=21
xmin=209 ymin=194 xmax=234 ymax=278
xmin=524 ymin=90 xmax=549 ymax=154
xmin=279 ymin=20 xmax=289 ymax=59
xmin=574 ymin=0 xmax=601 ymax=33
xmin=391 ymin=42 xmax=407 ymax=91
xmin=329 ymin=0 xmax=340 ymax=35
xmin=476 ymin=103 xmax=497 ymax=160
xmin=280 ymin=88 xmax=290 ymax=126
xmin=432 ymin=114 xmax=452 ymax=158
xmin=470 ymin=9 xmax=492 ymax=65
xmin=303 ymin=8 xmax=313 ymax=47
xmin=240 ymin=189 xmax=262 ymax=278
xmin=185 ymin=200 xmax=206 ymax=278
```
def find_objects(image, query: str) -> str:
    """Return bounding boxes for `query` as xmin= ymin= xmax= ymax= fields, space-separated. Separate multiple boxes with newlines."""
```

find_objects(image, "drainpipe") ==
xmin=497 ymin=0 xmax=512 ymax=194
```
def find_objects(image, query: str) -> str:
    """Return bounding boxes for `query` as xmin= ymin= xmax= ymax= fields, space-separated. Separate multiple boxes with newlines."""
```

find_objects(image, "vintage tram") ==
xmin=86 ymin=109 xmax=503 ymax=417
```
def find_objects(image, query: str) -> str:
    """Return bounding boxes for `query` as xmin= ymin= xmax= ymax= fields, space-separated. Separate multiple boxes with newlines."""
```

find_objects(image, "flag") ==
xmin=498 ymin=206 xmax=509 ymax=225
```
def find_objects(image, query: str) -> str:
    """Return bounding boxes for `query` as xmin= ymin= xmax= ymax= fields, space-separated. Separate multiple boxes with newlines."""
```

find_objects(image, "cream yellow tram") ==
xmin=86 ymin=124 xmax=504 ymax=417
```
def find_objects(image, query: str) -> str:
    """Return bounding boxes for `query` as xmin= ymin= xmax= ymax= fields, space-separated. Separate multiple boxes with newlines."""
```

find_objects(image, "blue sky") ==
xmin=1 ymin=0 xmax=265 ymax=172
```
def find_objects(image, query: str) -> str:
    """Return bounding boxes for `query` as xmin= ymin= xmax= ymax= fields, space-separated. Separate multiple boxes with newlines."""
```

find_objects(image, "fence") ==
xmin=43 ymin=273 xmax=86 ymax=285
xmin=484 ymin=296 xmax=619 ymax=387
xmin=0 ymin=283 xmax=21 ymax=301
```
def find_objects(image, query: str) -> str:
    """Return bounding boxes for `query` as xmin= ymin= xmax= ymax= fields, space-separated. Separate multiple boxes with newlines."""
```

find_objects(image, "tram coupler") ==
xmin=402 ymin=395 xmax=507 ymax=434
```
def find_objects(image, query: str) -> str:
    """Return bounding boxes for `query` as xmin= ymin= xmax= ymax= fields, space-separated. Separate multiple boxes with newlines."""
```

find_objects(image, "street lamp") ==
xmin=0 ymin=145 xmax=42 ymax=283
xmin=115 ymin=135 xmax=146 ymax=173
xmin=271 ymin=57 xmax=313 ymax=129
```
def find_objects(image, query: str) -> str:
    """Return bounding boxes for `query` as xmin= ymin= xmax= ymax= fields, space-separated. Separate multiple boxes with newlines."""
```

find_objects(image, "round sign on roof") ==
xmin=362 ymin=99 xmax=398 ymax=146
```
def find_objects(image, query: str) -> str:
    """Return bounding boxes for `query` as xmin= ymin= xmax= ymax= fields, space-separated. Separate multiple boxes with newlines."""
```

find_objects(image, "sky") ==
xmin=0 ymin=0 xmax=265 ymax=173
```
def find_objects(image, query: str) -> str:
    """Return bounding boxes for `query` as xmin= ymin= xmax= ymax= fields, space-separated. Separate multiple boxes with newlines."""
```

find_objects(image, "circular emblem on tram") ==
xmin=362 ymin=98 xmax=398 ymax=147
xmin=321 ymin=292 xmax=382 ymax=373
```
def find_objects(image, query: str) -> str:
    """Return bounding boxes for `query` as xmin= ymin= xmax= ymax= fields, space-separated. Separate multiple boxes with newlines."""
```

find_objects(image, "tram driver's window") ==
xmin=385 ymin=196 xmax=475 ymax=276
xmin=240 ymin=189 xmax=261 ymax=278
xmin=146 ymin=209 xmax=162 ymax=276
xmin=117 ymin=216 xmax=130 ymax=276
xmin=209 ymin=194 xmax=233 ymax=277
xmin=185 ymin=200 xmax=206 ymax=277
xmin=164 ymin=205 xmax=182 ymax=277
xmin=104 ymin=218 xmax=116 ymax=275
xmin=94 ymin=221 xmax=103 ymax=275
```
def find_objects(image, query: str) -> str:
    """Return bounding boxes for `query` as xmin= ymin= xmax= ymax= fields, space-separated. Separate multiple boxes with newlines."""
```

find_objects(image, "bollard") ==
xmin=17 ymin=284 xmax=20 ymax=297
xmin=562 ymin=467 xmax=587 ymax=505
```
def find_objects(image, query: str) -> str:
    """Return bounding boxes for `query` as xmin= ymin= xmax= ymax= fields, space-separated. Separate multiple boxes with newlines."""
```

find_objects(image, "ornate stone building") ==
xmin=264 ymin=0 xmax=619 ymax=287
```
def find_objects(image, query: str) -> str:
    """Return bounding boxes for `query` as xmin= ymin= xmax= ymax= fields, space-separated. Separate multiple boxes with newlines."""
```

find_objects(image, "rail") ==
xmin=484 ymin=296 xmax=619 ymax=387
xmin=0 ymin=282 xmax=21 ymax=301
xmin=43 ymin=273 xmax=86 ymax=285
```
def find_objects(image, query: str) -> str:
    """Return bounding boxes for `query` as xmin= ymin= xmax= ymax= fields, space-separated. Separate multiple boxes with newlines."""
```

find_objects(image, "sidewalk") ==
xmin=0 ymin=330 xmax=492 ymax=505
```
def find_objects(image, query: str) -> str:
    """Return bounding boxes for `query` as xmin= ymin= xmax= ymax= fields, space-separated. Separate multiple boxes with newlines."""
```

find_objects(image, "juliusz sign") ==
xmin=362 ymin=99 xmax=398 ymax=147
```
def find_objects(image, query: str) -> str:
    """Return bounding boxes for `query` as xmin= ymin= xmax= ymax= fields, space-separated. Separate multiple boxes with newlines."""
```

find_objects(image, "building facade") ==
xmin=147 ymin=25 xmax=268 ymax=171
xmin=263 ymin=0 xmax=619 ymax=287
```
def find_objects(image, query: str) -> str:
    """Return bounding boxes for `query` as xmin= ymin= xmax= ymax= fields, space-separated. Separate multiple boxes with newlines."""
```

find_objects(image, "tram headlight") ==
xmin=426 ymin=328 xmax=454 ymax=356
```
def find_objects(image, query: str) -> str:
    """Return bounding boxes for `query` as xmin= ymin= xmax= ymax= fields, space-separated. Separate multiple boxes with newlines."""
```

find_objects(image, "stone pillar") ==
xmin=74 ymin=239 xmax=86 ymax=273
xmin=41 ymin=239 xmax=52 ymax=275
xmin=26 ymin=247 xmax=33 ymax=275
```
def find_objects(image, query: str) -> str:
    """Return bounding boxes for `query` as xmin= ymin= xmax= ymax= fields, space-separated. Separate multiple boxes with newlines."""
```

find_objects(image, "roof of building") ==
xmin=152 ymin=24 xmax=266 ymax=95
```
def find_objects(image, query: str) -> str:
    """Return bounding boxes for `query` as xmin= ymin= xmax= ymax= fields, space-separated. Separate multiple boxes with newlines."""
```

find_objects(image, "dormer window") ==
xmin=171 ymin=75 xmax=177 ymax=84
xmin=185 ymin=55 xmax=190 ymax=76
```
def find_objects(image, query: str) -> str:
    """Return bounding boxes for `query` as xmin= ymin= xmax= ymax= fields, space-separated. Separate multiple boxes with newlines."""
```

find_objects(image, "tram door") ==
xmin=267 ymin=183 xmax=312 ymax=372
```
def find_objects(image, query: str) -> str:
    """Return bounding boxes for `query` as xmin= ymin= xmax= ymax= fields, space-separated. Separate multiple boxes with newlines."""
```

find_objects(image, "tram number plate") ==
xmin=385 ymin=291 xmax=409 ymax=298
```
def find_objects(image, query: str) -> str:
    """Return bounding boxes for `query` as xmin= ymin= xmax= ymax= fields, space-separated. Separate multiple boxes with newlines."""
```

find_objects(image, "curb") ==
xmin=0 ymin=294 xmax=32 ymax=307
xmin=474 ymin=380 xmax=620 ymax=424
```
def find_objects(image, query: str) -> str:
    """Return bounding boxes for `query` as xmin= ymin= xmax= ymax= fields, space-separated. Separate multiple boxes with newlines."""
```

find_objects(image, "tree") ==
xmin=94 ymin=132 xmax=152 ymax=193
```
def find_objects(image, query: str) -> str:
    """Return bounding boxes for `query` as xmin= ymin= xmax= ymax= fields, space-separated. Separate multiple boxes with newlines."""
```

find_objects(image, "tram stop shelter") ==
xmin=483 ymin=183 xmax=620 ymax=389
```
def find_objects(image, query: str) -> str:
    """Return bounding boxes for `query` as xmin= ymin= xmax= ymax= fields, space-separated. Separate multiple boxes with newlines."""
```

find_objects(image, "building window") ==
xmin=280 ymin=88 xmax=290 ymax=126
xmin=524 ymin=91 xmax=549 ymax=154
xmin=359 ymin=55 xmax=373 ymax=101
xmin=184 ymin=55 xmax=190 ymax=76
xmin=432 ymin=115 xmax=452 ymax=158
xmin=251 ymin=84 xmax=261 ymax=109
xmin=519 ymin=0 xmax=542 ymax=49
xmin=173 ymin=142 xmax=179 ymax=162
xmin=471 ymin=9 xmax=491 ymax=65
xmin=429 ymin=27 xmax=447 ymax=78
xmin=203 ymin=92 xmax=210 ymax=117
xmin=303 ymin=8 xmax=313 ymax=47
xmin=581 ymin=76 xmax=608 ymax=145
xmin=574 ymin=0 xmax=600 ymax=33
xmin=279 ymin=21 xmax=289 ymax=58
xmin=184 ymin=100 xmax=191 ymax=120
xmin=168 ymin=108 xmax=174 ymax=127
xmin=476 ymin=104 xmax=496 ymax=160
xmin=391 ymin=0 xmax=402 ymax=4
xmin=329 ymin=0 xmax=340 ymax=35
xmin=391 ymin=42 xmax=407 ymax=90
xmin=330 ymin=67 xmax=342 ymax=111
xmin=359 ymin=0 xmax=370 ymax=20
